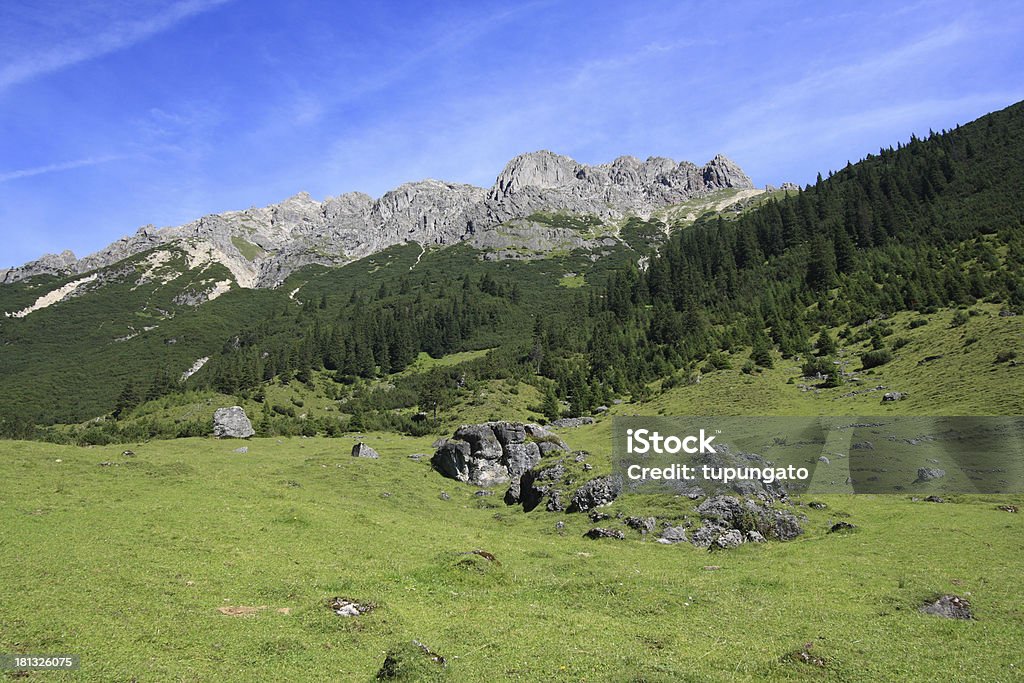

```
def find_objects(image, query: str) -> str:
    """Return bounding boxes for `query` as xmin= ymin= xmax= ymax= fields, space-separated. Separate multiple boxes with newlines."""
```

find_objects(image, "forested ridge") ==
xmin=1 ymin=101 xmax=1022 ymax=439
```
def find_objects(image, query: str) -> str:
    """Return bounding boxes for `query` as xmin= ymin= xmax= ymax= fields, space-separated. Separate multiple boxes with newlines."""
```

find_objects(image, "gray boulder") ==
xmin=625 ymin=516 xmax=657 ymax=534
xmin=584 ymin=528 xmax=625 ymax=540
xmin=915 ymin=467 xmax=946 ymax=483
xmin=882 ymin=391 xmax=904 ymax=402
xmin=212 ymin=406 xmax=255 ymax=438
xmin=658 ymin=526 xmax=688 ymax=544
xmin=713 ymin=529 xmax=745 ymax=549
xmin=352 ymin=443 xmax=380 ymax=459
xmin=568 ymin=475 xmax=623 ymax=512
xmin=920 ymin=594 xmax=973 ymax=620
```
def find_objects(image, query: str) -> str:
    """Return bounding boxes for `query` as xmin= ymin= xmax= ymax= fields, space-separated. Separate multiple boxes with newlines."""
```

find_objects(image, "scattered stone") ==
xmin=702 ymin=565 xmax=721 ymax=571
xmin=98 ymin=461 xmax=112 ymax=467
xmin=233 ymin=446 xmax=249 ymax=454
xmin=474 ymin=490 xmax=493 ymax=497
xmin=212 ymin=406 xmax=255 ymax=438
xmin=376 ymin=640 xmax=447 ymax=680
xmin=407 ymin=453 xmax=428 ymax=461
xmin=783 ymin=644 xmax=826 ymax=667
xmin=817 ymin=456 xmax=830 ymax=464
xmin=808 ymin=502 xmax=828 ymax=510
xmin=584 ymin=527 xmax=625 ymax=540
xmin=997 ymin=505 xmax=1018 ymax=513
xmin=588 ymin=510 xmax=611 ymax=522
xmin=920 ymin=594 xmax=973 ymax=620
xmin=746 ymin=530 xmax=766 ymax=543
xmin=380 ymin=492 xmax=391 ymax=498
xmin=550 ymin=417 xmax=595 ymax=428
xmin=122 ymin=450 xmax=135 ymax=456
xmin=574 ymin=451 xmax=588 ymax=462
xmin=851 ymin=441 xmax=874 ymax=450
xmin=828 ymin=521 xmax=857 ymax=533
xmin=352 ymin=443 xmax=380 ymax=459
xmin=882 ymin=391 xmax=904 ymax=402
xmin=439 ymin=491 xmax=450 ymax=501
xmin=915 ymin=467 xmax=946 ymax=483
xmin=328 ymin=597 xmax=375 ymax=617
xmin=582 ymin=463 xmax=593 ymax=471
xmin=555 ymin=520 xmax=565 ymax=531
xmin=924 ymin=495 xmax=946 ymax=503
xmin=658 ymin=526 xmax=688 ymax=544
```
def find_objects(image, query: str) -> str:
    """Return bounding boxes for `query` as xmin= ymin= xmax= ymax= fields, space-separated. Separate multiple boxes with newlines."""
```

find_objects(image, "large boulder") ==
xmin=432 ymin=422 xmax=563 ymax=492
xmin=352 ymin=443 xmax=380 ymax=459
xmin=212 ymin=406 xmax=255 ymax=438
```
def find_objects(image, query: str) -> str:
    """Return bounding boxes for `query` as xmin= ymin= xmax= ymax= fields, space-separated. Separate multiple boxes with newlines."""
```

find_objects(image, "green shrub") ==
xmin=861 ymin=349 xmax=894 ymax=369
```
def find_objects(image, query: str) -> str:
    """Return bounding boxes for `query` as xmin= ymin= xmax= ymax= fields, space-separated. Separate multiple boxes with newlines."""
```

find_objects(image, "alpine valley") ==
xmin=0 ymin=101 xmax=1022 ymax=681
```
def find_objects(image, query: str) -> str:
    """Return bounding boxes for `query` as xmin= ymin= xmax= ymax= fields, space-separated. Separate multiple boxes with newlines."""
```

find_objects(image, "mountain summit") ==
xmin=0 ymin=151 xmax=753 ymax=289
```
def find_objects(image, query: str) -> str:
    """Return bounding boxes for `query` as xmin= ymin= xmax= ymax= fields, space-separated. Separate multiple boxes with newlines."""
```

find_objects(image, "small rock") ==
xmin=588 ymin=510 xmax=610 ymax=522
xmin=555 ymin=520 xmax=565 ymax=531
xmin=625 ymin=516 xmax=656 ymax=534
xmin=817 ymin=456 xmax=830 ymax=464
xmin=439 ymin=491 xmax=450 ymax=501
xmin=122 ymin=450 xmax=135 ymax=456
xmin=474 ymin=490 xmax=494 ymax=497
xmin=920 ymin=594 xmax=973 ymax=620
xmin=882 ymin=391 xmax=904 ymax=402
xmin=658 ymin=526 xmax=688 ymax=544
xmin=924 ymin=495 xmax=946 ymax=503
xmin=828 ymin=521 xmax=856 ymax=533
xmin=746 ymin=530 xmax=766 ymax=543
xmin=233 ymin=446 xmax=249 ymax=454
xmin=808 ymin=502 xmax=828 ymax=510
xmin=997 ymin=505 xmax=1018 ymax=513
xmin=328 ymin=597 xmax=375 ymax=617
xmin=584 ymin=527 xmax=625 ymax=540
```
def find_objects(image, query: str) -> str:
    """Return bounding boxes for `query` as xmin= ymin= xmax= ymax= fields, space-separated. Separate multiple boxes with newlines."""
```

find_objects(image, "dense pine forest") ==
xmin=1 ymin=101 xmax=1022 ymax=441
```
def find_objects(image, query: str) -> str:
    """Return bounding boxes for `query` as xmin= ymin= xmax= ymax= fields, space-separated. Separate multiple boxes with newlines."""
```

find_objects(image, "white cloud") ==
xmin=0 ymin=155 xmax=126 ymax=183
xmin=0 ymin=0 xmax=232 ymax=91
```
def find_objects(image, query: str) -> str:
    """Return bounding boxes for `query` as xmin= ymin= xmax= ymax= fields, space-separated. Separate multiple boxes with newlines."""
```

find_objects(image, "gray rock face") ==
xmin=352 ymin=443 xmax=380 ymax=459
xmin=212 ymin=406 xmax=255 ymax=438
xmin=568 ymin=475 xmax=624 ymax=512
xmin=3 ymin=151 xmax=754 ymax=289
xmin=431 ymin=422 xmax=560 ymax=493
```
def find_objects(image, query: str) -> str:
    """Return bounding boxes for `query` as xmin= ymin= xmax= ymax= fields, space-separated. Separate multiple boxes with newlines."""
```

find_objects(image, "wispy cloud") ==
xmin=0 ymin=155 xmax=126 ymax=183
xmin=0 ymin=0 xmax=231 ymax=91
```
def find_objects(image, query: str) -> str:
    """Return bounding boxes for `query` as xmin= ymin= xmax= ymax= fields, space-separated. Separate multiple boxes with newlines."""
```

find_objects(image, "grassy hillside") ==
xmin=2 ymin=437 xmax=1021 ymax=681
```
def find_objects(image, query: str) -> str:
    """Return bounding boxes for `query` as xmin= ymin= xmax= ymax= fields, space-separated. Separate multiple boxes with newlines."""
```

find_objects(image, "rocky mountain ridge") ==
xmin=1 ymin=151 xmax=753 ymax=289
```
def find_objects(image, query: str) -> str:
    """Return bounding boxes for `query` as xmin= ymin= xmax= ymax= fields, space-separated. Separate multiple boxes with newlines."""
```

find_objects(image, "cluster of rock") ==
xmin=431 ymin=421 xmax=576 ymax=503
xmin=430 ymin=421 xmax=806 ymax=549
xmin=2 ymin=150 xmax=754 ymax=288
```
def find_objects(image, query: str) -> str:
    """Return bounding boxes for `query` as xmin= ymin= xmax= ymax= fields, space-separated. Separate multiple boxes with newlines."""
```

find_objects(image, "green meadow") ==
xmin=2 ymin=422 xmax=1023 ymax=681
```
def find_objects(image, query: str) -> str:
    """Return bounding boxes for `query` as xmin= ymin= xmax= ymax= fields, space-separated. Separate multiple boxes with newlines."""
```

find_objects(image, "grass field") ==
xmin=2 ymin=431 xmax=1023 ymax=681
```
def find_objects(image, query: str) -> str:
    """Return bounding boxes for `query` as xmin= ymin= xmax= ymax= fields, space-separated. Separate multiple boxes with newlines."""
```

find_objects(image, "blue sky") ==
xmin=1 ymin=0 xmax=1022 ymax=268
